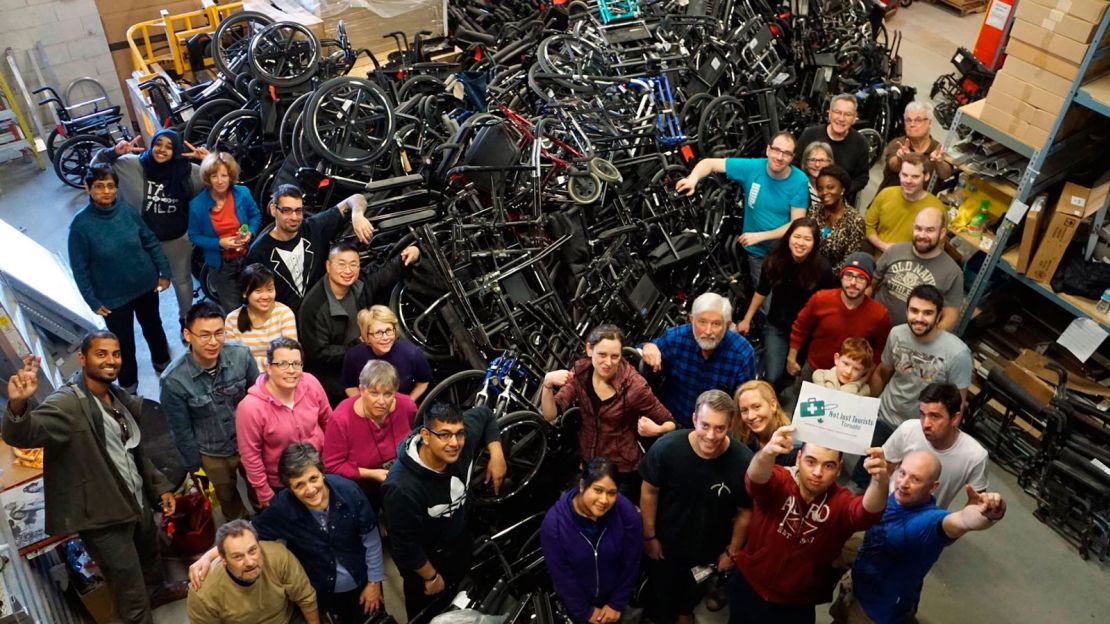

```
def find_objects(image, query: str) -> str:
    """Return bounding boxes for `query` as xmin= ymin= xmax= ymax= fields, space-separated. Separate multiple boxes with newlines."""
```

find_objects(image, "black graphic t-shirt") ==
xmin=142 ymin=179 xmax=191 ymax=240
xmin=247 ymin=206 xmax=346 ymax=310
xmin=640 ymin=430 xmax=753 ymax=563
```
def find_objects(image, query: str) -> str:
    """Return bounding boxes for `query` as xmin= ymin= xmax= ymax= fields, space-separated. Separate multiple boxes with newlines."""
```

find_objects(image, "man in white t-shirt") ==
xmin=883 ymin=382 xmax=989 ymax=508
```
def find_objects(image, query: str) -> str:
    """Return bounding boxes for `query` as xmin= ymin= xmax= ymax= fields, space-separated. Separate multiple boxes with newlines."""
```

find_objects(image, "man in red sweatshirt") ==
xmin=728 ymin=425 xmax=889 ymax=624
xmin=787 ymin=252 xmax=891 ymax=383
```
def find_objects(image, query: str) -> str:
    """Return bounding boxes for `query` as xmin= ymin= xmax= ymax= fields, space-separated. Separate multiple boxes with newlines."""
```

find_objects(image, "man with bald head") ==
xmin=728 ymin=426 xmax=888 ymax=623
xmin=870 ymin=206 xmax=963 ymax=332
xmin=832 ymin=449 xmax=1006 ymax=623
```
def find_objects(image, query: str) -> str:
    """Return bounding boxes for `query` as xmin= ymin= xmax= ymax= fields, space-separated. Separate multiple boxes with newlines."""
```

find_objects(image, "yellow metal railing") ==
xmin=127 ymin=1 xmax=243 ymax=81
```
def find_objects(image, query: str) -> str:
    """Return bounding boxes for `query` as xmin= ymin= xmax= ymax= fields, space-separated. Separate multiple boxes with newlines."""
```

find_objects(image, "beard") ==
xmin=695 ymin=335 xmax=722 ymax=351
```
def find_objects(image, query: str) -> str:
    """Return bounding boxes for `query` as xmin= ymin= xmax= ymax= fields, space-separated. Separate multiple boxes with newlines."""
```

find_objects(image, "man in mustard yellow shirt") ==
xmin=865 ymin=153 xmax=944 ymax=255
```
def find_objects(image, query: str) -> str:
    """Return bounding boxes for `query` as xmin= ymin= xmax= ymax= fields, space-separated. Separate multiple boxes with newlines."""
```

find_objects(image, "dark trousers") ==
xmin=104 ymin=289 xmax=170 ymax=389
xmin=200 ymin=453 xmax=253 ymax=520
xmin=78 ymin=503 xmax=163 ymax=624
xmin=211 ymin=257 xmax=245 ymax=315
xmin=645 ymin=556 xmax=707 ymax=623
xmin=616 ymin=470 xmax=642 ymax=505
xmin=727 ymin=569 xmax=815 ymax=624
xmin=402 ymin=550 xmax=470 ymax=624
xmin=318 ymin=588 xmax=368 ymax=623
xmin=850 ymin=418 xmax=897 ymax=489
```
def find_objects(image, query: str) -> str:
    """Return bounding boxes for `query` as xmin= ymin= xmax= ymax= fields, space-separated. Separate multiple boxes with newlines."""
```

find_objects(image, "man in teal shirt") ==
xmin=676 ymin=132 xmax=810 ymax=285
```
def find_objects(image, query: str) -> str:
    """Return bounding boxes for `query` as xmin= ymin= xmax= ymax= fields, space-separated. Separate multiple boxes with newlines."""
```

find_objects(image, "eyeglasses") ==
xmin=107 ymin=406 xmax=131 ymax=444
xmin=367 ymin=328 xmax=395 ymax=339
xmin=768 ymin=145 xmax=796 ymax=159
xmin=829 ymin=109 xmax=857 ymax=119
xmin=275 ymin=206 xmax=305 ymax=215
xmin=426 ymin=428 xmax=467 ymax=442
xmin=806 ymin=157 xmax=831 ymax=165
xmin=90 ymin=183 xmax=117 ymax=191
xmin=842 ymin=272 xmax=870 ymax=284
xmin=191 ymin=330 xmax=225 ymax=343
xmin=904 ymin=117 xmax=930 ymax=124
xmin=331 ymin=261 xmax=360 ymax=271
xmin=269 ymin=360 xmax=304 ymax=370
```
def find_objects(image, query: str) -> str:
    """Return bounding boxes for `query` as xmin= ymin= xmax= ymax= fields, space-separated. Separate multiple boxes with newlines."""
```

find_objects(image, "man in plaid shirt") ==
xmin=642 ymin=292 xmax=757 ymax=427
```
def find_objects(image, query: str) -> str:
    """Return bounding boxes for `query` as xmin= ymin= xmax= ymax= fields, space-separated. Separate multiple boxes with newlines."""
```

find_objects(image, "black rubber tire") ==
xmin=304 ymin=76 xmax=395 ymax=167
xmin=247 ymin=21 xmax=320 ymax=88
xmin=211 ymin=11 xmax=275 ymax=78
xmin=698 ymin=95 xmax=749 ymax=158
xmin=413 ymin=369 xmax=487 ymax=427
xmin=469 ymin=411 xmax=549 ymax=506
xmin=45 ymin=127 xmax=62 ymax=164
xmin=52 ymin=133 xmax=110 ymax=189
xmin=279 ymin=92 xmax=312 ymax=156
xmin=389 ymin=281 xmax=455 ymax=361
xmin=206 ymin=109 xmax=268 ymax=185
xmin=183 ymin=98 xmax=240 ymax=147
xmin=859 ymin=128 xmax=884 ymax=167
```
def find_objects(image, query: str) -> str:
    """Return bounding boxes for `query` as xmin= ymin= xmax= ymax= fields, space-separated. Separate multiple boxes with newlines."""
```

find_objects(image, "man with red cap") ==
xmin=787 ymin=252 xmax=891 ymax=383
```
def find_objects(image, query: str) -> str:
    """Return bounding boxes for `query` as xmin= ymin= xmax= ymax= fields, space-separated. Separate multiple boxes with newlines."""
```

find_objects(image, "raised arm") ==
xmin=942 ymin=485 xmax=1006 ymax=540
xmin=748 ymin=425 xmax=795 ymax=484
xmin=675 ymin=158 xmax=727 ymax=195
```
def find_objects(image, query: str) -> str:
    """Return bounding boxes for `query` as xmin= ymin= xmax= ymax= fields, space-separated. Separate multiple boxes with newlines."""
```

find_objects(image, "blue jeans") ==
xmin=762 ymin=323 xmax=790 ymax=389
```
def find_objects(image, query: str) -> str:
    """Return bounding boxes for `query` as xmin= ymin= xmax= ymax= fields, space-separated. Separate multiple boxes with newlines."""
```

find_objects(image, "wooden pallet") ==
xmin=931 ymin=0 xmax=987 ymax=16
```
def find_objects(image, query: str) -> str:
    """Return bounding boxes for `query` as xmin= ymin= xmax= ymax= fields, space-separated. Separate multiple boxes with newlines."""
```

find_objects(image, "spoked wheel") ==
xmin=413 ymin=369 xmax=487 ymax=426
xmin=279 ymin=92 xmax=312 ymax=156
xmin=211 ymin=11 xmax=275 ymax=78
xmin=248 ymin=21 xmax=320 ymax=88
xmin=698 ymin=95 xmax=749 ymax=157
xmin=207 ymin=109 xmax=269 ymax=185
xmin=390 ymin=280 xmax=455 ymax=361
xmin=470 ymin=411 xmax=550 ymax=506
xmin=52 ymin=133 xmax=111 ymax=189
xmin=859 ymin=128 xmax=884 ymax=167
xmin=183 ymin=98 xmax=240 ymax=147
xmin=679 ymin=92 xmax=714 ymax=147
xmin=304 ymin=76 xmax=395 ymax=167
xmin=536 ymin=34 xmax=610 ymax=92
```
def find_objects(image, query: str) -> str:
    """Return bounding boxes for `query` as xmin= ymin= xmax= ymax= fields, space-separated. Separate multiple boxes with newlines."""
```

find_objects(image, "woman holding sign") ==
xmin=733 ymin=380 xmax=799 ymax=466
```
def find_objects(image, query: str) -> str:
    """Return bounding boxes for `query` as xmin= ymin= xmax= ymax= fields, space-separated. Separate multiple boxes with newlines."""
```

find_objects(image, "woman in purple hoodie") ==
xmin=540 ymin=458 xmax=643 ymax=624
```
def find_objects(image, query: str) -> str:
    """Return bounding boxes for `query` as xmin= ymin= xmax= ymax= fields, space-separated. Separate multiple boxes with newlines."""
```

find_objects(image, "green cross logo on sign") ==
xmin=801 ymin=398 xmax=825 ymax=423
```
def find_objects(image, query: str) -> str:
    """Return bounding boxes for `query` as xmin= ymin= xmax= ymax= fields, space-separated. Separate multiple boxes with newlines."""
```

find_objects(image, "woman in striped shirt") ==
xmin=225 ymin=263 xmax=298 ymax=368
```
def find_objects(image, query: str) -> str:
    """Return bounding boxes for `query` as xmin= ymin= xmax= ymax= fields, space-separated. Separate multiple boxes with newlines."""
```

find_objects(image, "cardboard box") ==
xmin=1017 ymin=0 xmax=1101 ymax=42
xmin=77 ymin=581 xmax=118 ymax=624
xmin=1001 ymin=361 xmax=1055 ymax=407
xmin=985 ymin=90 xmax=1057 ymax=130
xmin=1017 ymin=195 xmax=1049 ymax=273
xmin=1010 ymin=19 xmax=1103 ymax=64
xmin=1027 ymin=179 xmax=1110 ymax=282
xmin=991 ymin=70 xmax=1067 ymax=117
xmin=1028 ymin=0 xmax=1109 ymax=24
xmin=978 ymin=102 xmax=1053 ymax=149
xmin=1001 ymin=56 xmax=1075 ymax=94
xmin=1006 ymin=37 xmax=1110 ymax=81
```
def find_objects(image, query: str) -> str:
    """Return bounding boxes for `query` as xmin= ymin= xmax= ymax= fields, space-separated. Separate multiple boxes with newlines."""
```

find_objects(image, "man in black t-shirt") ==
xmin=246 ymin=184 xmax=375 ymax=311
xmin=640 ymin=389 xmax=754 ymax=624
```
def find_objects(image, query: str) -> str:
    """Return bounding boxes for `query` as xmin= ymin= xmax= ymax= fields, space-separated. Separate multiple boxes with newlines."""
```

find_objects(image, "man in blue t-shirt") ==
xmin=832 ymin=450 xmax=1006 ymax=623
xmin=676 ymin=131 xmax=810 ymax=284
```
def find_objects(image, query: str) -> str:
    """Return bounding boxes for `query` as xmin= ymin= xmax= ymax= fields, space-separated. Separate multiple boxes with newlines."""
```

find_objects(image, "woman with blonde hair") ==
xmin=341 ymin=305 xmax=432 ymax=400
xmin=733 ymin=380 xmax=798 ymax=466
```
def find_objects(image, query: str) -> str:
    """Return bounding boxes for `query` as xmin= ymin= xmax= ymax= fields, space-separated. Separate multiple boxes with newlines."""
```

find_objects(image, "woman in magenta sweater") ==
xmin=235 ymin=337 xmax=331 ymax=506
xmin=323 ymin=360 xmax=416 ymax=509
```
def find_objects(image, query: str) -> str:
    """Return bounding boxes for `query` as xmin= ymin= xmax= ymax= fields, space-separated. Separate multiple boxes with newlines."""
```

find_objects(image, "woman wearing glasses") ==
xmin=224 ymin=263 xmax=298 ymax=369
xmin=879 ymin=101 xmax=952 ymax=189
xmin=341 ymin=306 xmax=432 ymax=401
xmin=800 ymin=141 xmax=835 ymax=211
xmin=324 ymin=360 xmax=416 ymax=509
xmin=236 ymin=337 xmax=331 ymax=508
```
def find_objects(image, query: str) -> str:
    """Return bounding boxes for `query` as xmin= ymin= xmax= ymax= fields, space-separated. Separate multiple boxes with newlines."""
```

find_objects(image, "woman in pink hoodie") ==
xmin=235 ymin=337 xmax=331 ymax=506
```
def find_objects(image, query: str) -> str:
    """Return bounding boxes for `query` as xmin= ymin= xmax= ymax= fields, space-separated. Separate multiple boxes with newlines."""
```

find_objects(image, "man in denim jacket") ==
xmin=161 ymin=301 xmax=259 ymax=519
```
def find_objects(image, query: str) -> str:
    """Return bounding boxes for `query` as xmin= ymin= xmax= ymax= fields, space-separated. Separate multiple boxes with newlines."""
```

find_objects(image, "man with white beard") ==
xmin=641 ymin=292 xmax=757 ymax=428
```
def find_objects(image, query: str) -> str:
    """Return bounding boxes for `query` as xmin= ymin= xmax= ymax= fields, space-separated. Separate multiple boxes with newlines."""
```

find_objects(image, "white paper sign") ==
xmin=791 ymin=382 xmax=881 ymax=455
xmin=1056 ymin=317 xmax=1108 ymax=362
xmin=985 ymin=1 xmax=1011 ymax=30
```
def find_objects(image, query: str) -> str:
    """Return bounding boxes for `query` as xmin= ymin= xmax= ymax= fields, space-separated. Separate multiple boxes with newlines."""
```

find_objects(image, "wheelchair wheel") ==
xmin=413 ymin=369 xmax=487 ymax=426
xmin=248 ymin=22 xmax=320 ymax=88
xmin=211 ymin=11 xmax=275 ymax=78
xmin=279 ymin=92 xmax=312 ymax=156
xmin=207 ymin=109 xmax=269 ymax=185
xmin=589 ymin=157 xmax=622 ymax=183
xmin=390 ymin=280 xmax=455 ymax=361
xmin=45 ymin=127 xmax=64 ymax=163
xmin=184 ymin=98 xmax=240 ymax=147
xmin=859 ymin=128 xmax=884 ymax=167
xmin=567 ymin=170 xmax=603 ymax=204
xmin=470 ymin=411 xmax=550 ymax=506
xmin=698 ymin=95 xmax=749 ymax=158
xmin=52 ymin=133 xmax=110 ymax=189
xmin=304 ymin=76 xmax=395 ymax=167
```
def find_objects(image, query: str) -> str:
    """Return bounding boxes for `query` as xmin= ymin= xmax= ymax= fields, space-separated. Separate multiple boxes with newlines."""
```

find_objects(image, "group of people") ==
xmin=0 ymin=94 xmax=1007 ymax=624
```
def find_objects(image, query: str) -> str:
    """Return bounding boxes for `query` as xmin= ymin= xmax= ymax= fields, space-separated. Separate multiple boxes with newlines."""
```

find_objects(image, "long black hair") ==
xmin=579 ymin=457 xmax=619 ymax=491
xmin=237 ymin=263 xmax=276 ymax=333
xmin=762 ymin=217 xmax=825 ymax=290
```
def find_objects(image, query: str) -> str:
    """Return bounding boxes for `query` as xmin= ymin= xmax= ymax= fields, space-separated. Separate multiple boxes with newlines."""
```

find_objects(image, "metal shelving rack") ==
xmin=943 ymin=7 xmax=1110 ymax=335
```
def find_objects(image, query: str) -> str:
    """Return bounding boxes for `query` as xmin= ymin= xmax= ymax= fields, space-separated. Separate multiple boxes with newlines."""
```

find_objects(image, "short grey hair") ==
xmin=690 ymin=292 xmax=732 ymax=323
xmin=829 ymin=93 xmax=857 ymax=112
xmin=801 ymin=141 xmax=835 ymax=165
xmin=904 ymin=101 xmax=933 ymax=118
xmin=694 ymin=389 xmax=738 ymax=422
xmin=215 ymin=519 xmax=257 ymax=558
xmin=359 ymin=359 xmax=400 ymax=391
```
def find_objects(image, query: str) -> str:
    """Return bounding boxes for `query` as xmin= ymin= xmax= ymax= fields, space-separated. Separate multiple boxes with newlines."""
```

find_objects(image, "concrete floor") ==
xmin=0 ymin=3 xmax=1108 ymax=623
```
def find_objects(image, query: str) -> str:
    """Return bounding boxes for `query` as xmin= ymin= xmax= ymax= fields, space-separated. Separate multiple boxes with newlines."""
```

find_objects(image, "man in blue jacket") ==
xmin=382 ymin=402 xmax=506 ymax=622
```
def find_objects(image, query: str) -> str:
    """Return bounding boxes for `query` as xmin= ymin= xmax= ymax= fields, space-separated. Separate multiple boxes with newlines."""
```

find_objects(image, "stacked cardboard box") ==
xmin=1024 ymin=176 xmax=1110 ymax=282
xmin=978 ymin=0 xmax=1110 ymax=149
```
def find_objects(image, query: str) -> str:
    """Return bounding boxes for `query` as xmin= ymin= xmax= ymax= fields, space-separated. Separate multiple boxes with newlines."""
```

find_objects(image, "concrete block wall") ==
xmin=0 ymin=0 xmax=123 ymax=132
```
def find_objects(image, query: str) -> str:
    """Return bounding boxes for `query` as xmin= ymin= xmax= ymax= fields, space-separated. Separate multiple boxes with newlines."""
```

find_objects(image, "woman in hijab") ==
xmin=92 ymin=130 xmax=208 ymax=330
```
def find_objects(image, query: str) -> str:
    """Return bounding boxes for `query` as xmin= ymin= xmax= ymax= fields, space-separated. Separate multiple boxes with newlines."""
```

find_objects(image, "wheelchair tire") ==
xmin=589 ymin=157 xmax=622 ymax=183
xmin=698 ymin=95 xmax=749 ymax=158
xmin=567 ymin=171 xmax=603 ymax=204
xmin=206 ymin=109 xmax=269 ymax=185
xmin=183 ymin=98 xmax=240 ymax=147
xmin=52 ymin=133 xmax=110 ymax=189
xmin=389 ymin=280 xmax=456 ymax=361
xmin=413 ymin=369 xmax=487 ymax=427
xmin=211 ymin=11 xmax=275 ymax=79
xmin=304 ymin=76 xmax=395 ymax=167
xmin=247 ymin=21 xmax=320 ymax=88
xmin=470 ymin=411 xmax=550 ymax=506
xmin=859 ymin=128 xmax=884 ymax=167
xmin=45 ymin=127 xmax=63 ymax=164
